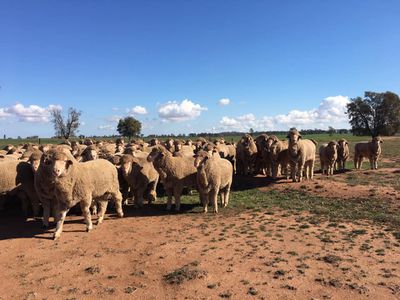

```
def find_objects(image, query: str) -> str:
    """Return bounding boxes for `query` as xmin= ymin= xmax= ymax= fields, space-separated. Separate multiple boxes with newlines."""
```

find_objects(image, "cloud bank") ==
xmin=219 ymin=95 xmax=350 ymax=131
xmin=0 ymin=103 xmax=62 ymax=122
xmin=128 ymin=105 xmax=148 ymax=115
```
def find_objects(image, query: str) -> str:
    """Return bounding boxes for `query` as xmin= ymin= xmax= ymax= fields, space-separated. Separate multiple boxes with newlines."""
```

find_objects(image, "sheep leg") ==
xmin=310 ymin=161 xmax=315 ymax=179
xmin=42 ymin=199 xmax=51 ymax=228
xmin=91 ymin=201 xmax=98 ymax=216
xmin=290 ymin=162 xmax=297 ymax=182
xmin=298 ymin=162 xmax=304 ymax=182
xmin=80 ymin=201 xmax=93 ymax=232
xmin=134 ymin=188 xmax=145 ymax=208
xmin=148 ymin=181 xmax=157 ymax=204
xmin=343 ymin=159 xmax=346 ymax=171
xmin=210 ymin=190 xmax=218 ymax=214
xmin=200 ymin=192 xmax=208 ymax=213
xmin=30 ymin=194 xmax=41 ymax=220
xmin=53 ymin=208 xmax=69 ymax=240
xmin=173 ymin=186 xmax=183 ymax=212
xmin=97 ymin=200 xmax=108 ymax=225
xmin=369 ymin=158 xmax=374 ymax=170
xmin=223 ymin=184 xmax=231 ymax=207
xmin=112 ymin=191 xmax=124 ymax=218
xmin=166 ymin=188 xmax=173 ymax=211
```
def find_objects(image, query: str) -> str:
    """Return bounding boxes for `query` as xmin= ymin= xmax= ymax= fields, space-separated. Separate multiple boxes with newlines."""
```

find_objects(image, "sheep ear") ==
xmin=286 ymin=134 xmax=290 ymax=139
xmin=298 ymin=134 xmax=302 ymax=139
xmin=380 ymin=140 xmax=383 ymax=143
xmin=66 ymin=159 xmax=74 ymax=169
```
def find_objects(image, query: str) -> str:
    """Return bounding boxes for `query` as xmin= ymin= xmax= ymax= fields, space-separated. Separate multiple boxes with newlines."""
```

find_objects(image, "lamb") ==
xmin=49 ymin=150 xmax=124 ymax=240
xmin=319 ymin=141 xmax=338 ymax=176
xmin=147 ymin=146 xmax=197 ymax=211
xmin=0 ymin=159 xmax=40 ymax=217
xmin=287 ymin=128 xmax=317 ymax=182
xmin=236 ymin=134 xmax=258 ymax=175
xmin=194 ymin=150 xmax=233 ymax=213
xmin=269 ymin=140 xmax=289 ymax=179
xmin=337 ymin=139 xmax=350 ymax=171
xmin=119 ymin=154 xmax=159 ymax=207
xmin=354 ymin=136 xmax=383 ymax=169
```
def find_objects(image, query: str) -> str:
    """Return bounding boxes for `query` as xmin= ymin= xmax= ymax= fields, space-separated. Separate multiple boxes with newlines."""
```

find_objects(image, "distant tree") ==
xmin=328 ymin=126 xmax=336 ymax=136
xmin=249 ymin=128 xmax=254 ymax=134
xmin=50 ymin=107 xmax=82 ymax=140
xmin=117 ymin=116 xmax=141 ymax=140
xmin=347 ymin=91 xmax=400 ymax=136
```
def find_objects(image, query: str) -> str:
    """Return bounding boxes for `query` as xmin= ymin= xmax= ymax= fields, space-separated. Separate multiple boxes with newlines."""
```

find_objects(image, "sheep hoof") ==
xmin=53 ymin=234 xmax=60 ymax=241
xmin=117 ymin=212 xmax=124 ymax=218
xmin=86 ymin=226 xmax=92 ymax=232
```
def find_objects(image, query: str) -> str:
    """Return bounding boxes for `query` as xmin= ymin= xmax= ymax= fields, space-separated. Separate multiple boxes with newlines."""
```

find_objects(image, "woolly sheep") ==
xmin=119 ymin=154 xmax=159 ymax=207
xmin=50 ymin=150 xmax=124 ymax=240
xmin=0 ymin=160 xmax=40 ymax=217
xmin=269 ymin=140 xmax=289 ymax=179
xmin=319 ymin=141 xmax=338 ymax=176
xmin=236 ymin=134 xmax=258 ymax=175
xmin=337 ymin=138 xmax=350 ymax=171
xmin=354 ymin=136 xmax=383 ymax=169
xmin=287 ymin=129 xmax=317 ymax=182
xmin=194 ymin=150 xmax=232 ymax=213
xmin=147 ymin=146 xmax=197 ymax=211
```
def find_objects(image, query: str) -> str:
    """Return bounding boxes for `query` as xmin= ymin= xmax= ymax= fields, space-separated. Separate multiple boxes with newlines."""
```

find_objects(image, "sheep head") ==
xmin=193 ymin=150 xmax=211 ymax=168
xmin=51 ymin=151 xmax=75 ymax=177
xmin=120 ymin=154 xmax=135 ymax=176
xmin=372 ymin=136 xmax=383 ymax=144
xmin=287 ymin=128 xmax=301 ymax=144
xmin=85 ymin=145 xmax=98 ymax=160
xmin=29 ymin=150 xmax=43 ymax=173
xmin=147 ymin=146 xmax=167 ymax=162
xmin=173 ymin=140 xmax=183 ymax=152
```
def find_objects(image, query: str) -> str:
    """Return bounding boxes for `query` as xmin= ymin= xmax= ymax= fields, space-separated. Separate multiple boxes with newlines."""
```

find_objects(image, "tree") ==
xmin=328 ymin=126 xmax=336 ymax=136
xmin=347 ymin=91 xmax=400 ymax=136
xmin=50 ymin=107 xmax=82 ymax=140
xmin=117 ymin=116 xmax=141 ymax=140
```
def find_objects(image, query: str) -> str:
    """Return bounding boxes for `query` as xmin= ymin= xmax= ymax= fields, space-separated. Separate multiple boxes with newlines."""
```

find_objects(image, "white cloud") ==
xmin=0 ymin=103 xmax=62 ymax=122
xmin=218 ymin=95 xmax=350 ymax=131
xmin=158 ymin=99 xmax=207 ymax=122
xmin=218 ymin=98 xmax=230 ymax=106
xmin=112 ymin=107 xmax=119 ymax=111
xmin=98 ymin=124 xmax=115 ymax=130
xmin=107 ymin=115 xmax=123 ymax=123
xmin=128 ymin=105 xmax=148 ymax=115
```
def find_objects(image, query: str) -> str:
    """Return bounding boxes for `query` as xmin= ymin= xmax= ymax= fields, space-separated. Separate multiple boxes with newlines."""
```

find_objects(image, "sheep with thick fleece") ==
xmin=269 ymin=140 xmax=289 ymax=179
xmin=119 ymin=154 xmax=159 ymax=207
xmin=0 ymin=160 xmax=40 ymax=217
xmin=50 ymin=150 xmax=124 ymax=240
xmin=236 ymin=134 xmax=258 ymax=175
xmin=29 ymin=150 xmax=57 ymax=227
xmin=194 ymin=150 xmax=233 ymax=213
xmin=319 ymin=141 xmax=338 ymax=175
xmin=147 ymin=145 xmax=197 ymax=211
xmin=354 ymin=136 xmax=383 ymax=169
xmin=287 ymin=129 xmax=317 ymax=182
xmin=337 ymin=138 xmax=350 ymax=171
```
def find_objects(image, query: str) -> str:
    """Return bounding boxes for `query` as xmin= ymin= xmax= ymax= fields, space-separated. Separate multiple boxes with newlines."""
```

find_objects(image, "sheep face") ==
xmin=120 ymin=159 xmax=132 ymax=176
xmin=52 ymin=158 xmax=74 ymax=177
xmin=30 ymin=158 xmax=41 ymax=173
xmin=327 ymin=141 xmax=338 ymax=152
xmin=287 ymin=130 xmax=301 ymax=144
xmin=372 ymin=137 xmax=383 ymax=145
xmin=270 ymin=142 xmax=280 ymax=159
xmin=116 ymin=144 xmax=124 ymax=153
xmin=193 ymin=151 xmax=210 ymax=168
xmin=173 ymin=141 xmax=182 ymax=152
xmin=147 ymin=148 xmax=163 ymax=163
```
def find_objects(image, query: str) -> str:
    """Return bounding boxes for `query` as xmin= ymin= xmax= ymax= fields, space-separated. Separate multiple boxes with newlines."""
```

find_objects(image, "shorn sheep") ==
xmin=337 ymin=138 xmax=350 ymax=171
xmin=50 ymin=150 xmax=124 ymax=240
xmin=194 ymin=150 xmax=233 ymax=213
xmin=319 ymin=141 xmax=338 ymax=176
xmin=287 ymin=129 xmax=317 ymax=182
xmin=354 ymin=136 xmax=383 ymax=169
xmin=147 ymin=146 xmax=197 ymax=212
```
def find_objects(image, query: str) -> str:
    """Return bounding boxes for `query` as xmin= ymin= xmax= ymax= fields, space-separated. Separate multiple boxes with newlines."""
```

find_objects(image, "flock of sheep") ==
xmin=0 ymin=129 xmax=383 ymax=240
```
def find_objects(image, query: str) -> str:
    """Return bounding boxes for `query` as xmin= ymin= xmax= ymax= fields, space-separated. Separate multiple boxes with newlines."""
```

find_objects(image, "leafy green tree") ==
xmin=117 ymin=116 xmax=142 ymax=140
xmin=347 ymin=91 xmax=400 ymax=136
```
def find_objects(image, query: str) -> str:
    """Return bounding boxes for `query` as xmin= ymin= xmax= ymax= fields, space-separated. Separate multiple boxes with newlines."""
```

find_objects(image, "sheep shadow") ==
xmin=232 ymin=174 xmax=276 ymax=191
xmin=121 ymin=202 xmax=200 ymax=218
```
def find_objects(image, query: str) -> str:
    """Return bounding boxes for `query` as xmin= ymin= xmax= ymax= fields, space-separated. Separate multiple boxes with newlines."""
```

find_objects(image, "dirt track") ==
xmin=1 ymin=173 xmax=400 ymax=300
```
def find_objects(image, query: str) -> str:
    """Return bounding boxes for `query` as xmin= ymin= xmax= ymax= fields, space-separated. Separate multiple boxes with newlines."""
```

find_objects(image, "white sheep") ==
xmin=354 ymin=136 xmax=383 ymax=169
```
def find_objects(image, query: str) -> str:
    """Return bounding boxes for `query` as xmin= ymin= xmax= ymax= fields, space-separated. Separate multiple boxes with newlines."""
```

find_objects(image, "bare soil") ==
xmin=1 ymin=170 xmax=400 ymax=300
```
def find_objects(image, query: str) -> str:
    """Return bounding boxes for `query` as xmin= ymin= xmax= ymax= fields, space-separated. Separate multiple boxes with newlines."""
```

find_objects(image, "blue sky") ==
xmin=0 ymin=0 xmax=399 ymax=137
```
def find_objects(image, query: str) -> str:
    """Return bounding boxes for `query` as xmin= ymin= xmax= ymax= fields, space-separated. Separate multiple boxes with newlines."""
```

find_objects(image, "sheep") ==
xmin=119 ymin=154 xmax=159 ymax=207
xmin=194 ymin=137 xmax=208 ymax=153
xmin=164 ymin=138 xmax=175 ymax=153
xmin=337 ymin=138 xmax=350 ymax=171
xmin=81 ymin=145 xmax=99 ymax=161
xmin=194 ymin=150 xmax=233 ymax=213
xmin=0 ymin=160 xmax=40 ymax=217
xmin=213 ymin=140 xmax=236 ymax=173
xmin=319 ymin=141 xmax=338 ymax=175
xmin=50 ymin=150 xmax=124 ymax=240
xmin=269 ymin=140 xmax=289 ymax=179
xmin=29 ymin=150 xmax=56 ymax=228
xmin=236 ymin=134 xmax=258 ymax=175
xmin=287 ymin=129 xmax=317 ymax=182
xmin=173 ymin=140 xmax=195 ymax=157
xmin=147 ymin=145 xmax=197 ymax=211
xmin=255 ymin=134 xmax=269 ymax=174
xmin=354 ymin=136 xmax=383 ymax=169
xmin=149 ymin=138 xmax=160 ymax=146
